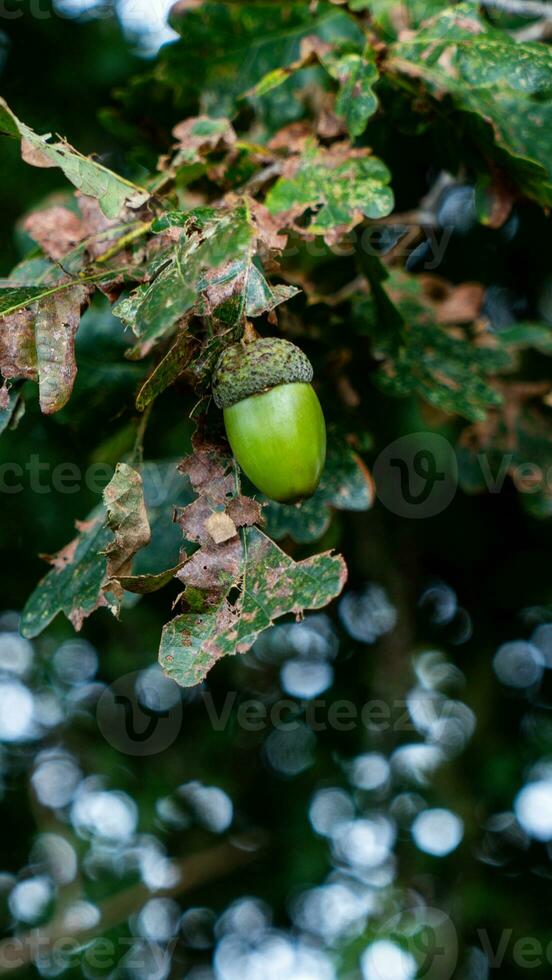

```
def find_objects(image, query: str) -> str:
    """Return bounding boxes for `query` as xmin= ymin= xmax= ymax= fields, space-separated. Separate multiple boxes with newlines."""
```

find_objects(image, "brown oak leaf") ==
xmin=24 ymin=206 xmax=85 ymax=261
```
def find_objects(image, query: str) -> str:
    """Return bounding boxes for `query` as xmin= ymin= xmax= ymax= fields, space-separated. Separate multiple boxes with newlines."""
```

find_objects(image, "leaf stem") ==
xmin=95 ymin=220 xmax=153 ymax=265
xmin=0 ymin=267 xmax=134 ymax=318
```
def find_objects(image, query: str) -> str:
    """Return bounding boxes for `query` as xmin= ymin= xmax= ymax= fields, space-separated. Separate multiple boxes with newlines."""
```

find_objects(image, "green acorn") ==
xmin=212 ymin=337 xmax=326 ymax=503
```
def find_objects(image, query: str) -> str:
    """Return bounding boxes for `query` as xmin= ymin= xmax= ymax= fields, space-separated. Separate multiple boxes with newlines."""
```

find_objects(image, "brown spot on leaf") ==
xmin=42 ymin=536 xmax=80 ymax=571
xmin=21 ymin=138 xmax=56 ymax=169
xmin=248 ymin=199 xmax=289 ymax=252
xmin=205 ymin=511 xmax=238 ymax=544
xmin=227 ymin=495 xmax=263 ymax=528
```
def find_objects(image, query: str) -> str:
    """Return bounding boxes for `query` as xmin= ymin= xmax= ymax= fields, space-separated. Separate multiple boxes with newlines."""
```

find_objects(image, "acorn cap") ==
xmin=212 ymin=337 xmax=314 ymax=409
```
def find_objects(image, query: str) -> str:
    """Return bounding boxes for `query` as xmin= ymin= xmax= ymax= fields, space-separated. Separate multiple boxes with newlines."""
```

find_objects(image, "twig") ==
xmin=95 ymin=221 xmax=153 ymax=265
xmin=0 ymin=835 xmax=265 ymax=975
xmin=131 ymin=400 xmax=153 ymax=466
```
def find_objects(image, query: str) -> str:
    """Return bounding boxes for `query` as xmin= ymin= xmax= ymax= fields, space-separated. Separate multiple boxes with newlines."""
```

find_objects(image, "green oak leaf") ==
xmin=21 ymin=462 xmax=192 ymax=638
xmin=360 ymin=272 xmax=508 ymax=422
xmin=359 ymin=273 xmax=552 ymax=423
xmin=0 ymin=98 xmax=149 ymax=219
xmin=165 ymin=1 xmax=362 ymax=132
xmin=375 ymin=323 xmax=508 ymax=422
xmin=244 ymin=36 xmax=379 ymax=137
xmin=266 ymin=141 xmax=393 ymax=242
xmin=390 ymin=3 xmax=552 ymax=205
xmin=159 ymin=527 xmax=347 ymax=687
xmin=326 ymin=47 xmax=379 ymax=136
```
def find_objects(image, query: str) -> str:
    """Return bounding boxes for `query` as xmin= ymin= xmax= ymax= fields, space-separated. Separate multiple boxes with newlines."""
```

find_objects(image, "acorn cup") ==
xmin=212 ymin=337 xmax=327 ymax=504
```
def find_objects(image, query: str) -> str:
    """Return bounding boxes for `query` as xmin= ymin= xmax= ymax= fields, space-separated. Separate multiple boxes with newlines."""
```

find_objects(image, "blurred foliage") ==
xmin=2 ymin=2 xmax=552 ymax=979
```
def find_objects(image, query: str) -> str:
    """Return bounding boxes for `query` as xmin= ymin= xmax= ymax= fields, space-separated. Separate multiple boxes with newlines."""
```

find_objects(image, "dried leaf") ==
xmin=34 ymin=284 xmax=90 ymax=414
xmin=0 ymin=308 xmax=37 ymax=381
xmin=24 ymin=206 xmax=85 ymax=261
xmin=158 ymin=442 xmax=346 ymax=686
xmin=103 ymin=463 xmax=152 ymax=601
xmin=168 ymin=115 xmax=237 ymax=167
xmin=205 ymin=512 xmax=238 ymax=544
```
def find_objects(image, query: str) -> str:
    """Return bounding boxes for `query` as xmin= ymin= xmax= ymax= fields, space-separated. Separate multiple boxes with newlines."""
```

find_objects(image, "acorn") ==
xmin=212 ymin=337 xmax=326 ymax=503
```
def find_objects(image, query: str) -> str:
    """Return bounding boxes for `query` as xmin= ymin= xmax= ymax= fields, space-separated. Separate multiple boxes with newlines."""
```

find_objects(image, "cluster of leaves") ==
xmin=3 ymin=0 xmax=552 ymax=683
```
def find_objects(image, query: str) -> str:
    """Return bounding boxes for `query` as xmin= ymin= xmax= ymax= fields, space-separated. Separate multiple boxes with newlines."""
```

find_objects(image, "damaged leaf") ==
xmin=389 ymin=3 xmax=552 ymax=206
xmin=20 ymin=462 xmax=191 ymax=638
xmin=34 ymin=284 xmax=90 ymax=414
xmin=325 ymin=46 xmax=380 ymax=136
xmin=21 ymin=511 xmax=112 ymax=638
xmin=23 ymin=206 xmax=85 ymax=261
xmin=103 ymin=463 xmax=152 ymax=603
xmin=0 ymin=98 xmax=150 ymax=218
xmin=165 ymin=115 xmax=237 ymax=168
xmin=157 ymin=441 xmax=347 ymax=686
xmin=0 ymin=308 xmax=38 ymax=382
xmin=160 ymin=526 xmax=347 ymax=687
xmin=113 ymin=204 xmax=255 ymax=355
xmin=265 ymin=141 xmax=393 ymax=242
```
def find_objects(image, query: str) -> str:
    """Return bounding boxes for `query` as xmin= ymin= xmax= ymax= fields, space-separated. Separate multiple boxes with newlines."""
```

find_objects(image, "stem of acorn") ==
xmin=242 ymin=320 xmax=261 ymax=345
